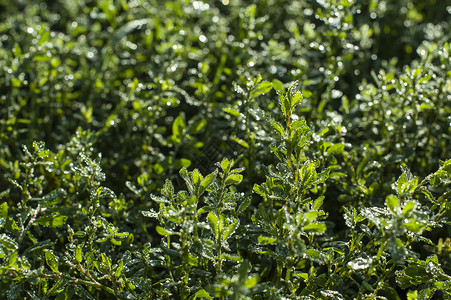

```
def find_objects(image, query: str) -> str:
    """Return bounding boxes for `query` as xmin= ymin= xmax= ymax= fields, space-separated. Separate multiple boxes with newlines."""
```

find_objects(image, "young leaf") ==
xmin=291 ymin=91 xmax=303 ymax=108
xmin=221 ymin=158 xmax=230 ymax=173
xmin=272 ymin=79 xmax=284 ymax=91
xmin=172 ymin=113 xmax=186 ymax=141
xmin=0 ymin=202 xmax=7 ymax=220
xmin=244 ymin=276 xmax=259 ymax=288
xmin=192 ymin=169 xmax=202 ymax=187
xmin=75 ymin=245 xmax=82 ymax=263
xmin=44 ymin=249 xmax=59 ymax=273
xmin=327 ymin=143 xmax=345 ymax=156
xmin=208 ymin=212 xmax=219 ymax=236
xmin=194 ymin=289 xmax=213 ymax=300
xmin=156 ymin=226 xmax=177 ymax=236
xmin=225 ymin=174 xmax=243 ymax=185
xmin=386 ymin=194 xmax=400 ymax=214
xmin=258 ymin=236 xmax=277 ymax=245
xmin=36 ymin=215 xmax=67 ymax=227
xmin=199 ymin=171 xmax=216 ymax=196
xmin=223 ymin=220 xmax=238 ymax=241
xmin=303 ymin=223 xmax=326 ymax=234
xmin=268 ymin=119 xmax=285 ymax=138
xmin=252 ymin=81 xmax=272 ymax=97
xmin=313 ymin=196 xmax=324 ymax=210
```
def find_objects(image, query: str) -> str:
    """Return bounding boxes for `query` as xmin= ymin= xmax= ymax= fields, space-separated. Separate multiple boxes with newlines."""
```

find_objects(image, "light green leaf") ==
xmin=232 ymin=137 xmax=249 ymax=149
xmin=115 ymin=260 xmax=124 ymax=277
xmin=313 ymin=196 xmax=324 ymax=210
xmin=403 ymin=200 xmax=416 ymax=215
xmin=303 ymin=223 xmax=326 ymax=233
xmin=223 ymin=107 xmax=241 ymax=117
xmin=75 ymin=245 xmax=82 ymax=263
xmin=172 ymin=113 xmax=185 ymax=140
xmin=174 ymin=158 xmax=191 ymax=169
xmin=221 ymin=158 xmax=230 ymax=173
xmin=258 ymin=236 xmax=277 ymax=245
xmin=272 ymin=79 xmax=284 ymax=91
xmin=244 ymin=276 xmax=259 ymax=288
xmin=208 ymin=212 xmax=219 ymax=235
xmin=0 ymin=202 xmax=7 ymax=220
xmin=253 ymin=81 xmax=272 ymax=97
xmin=223 ymin=220 xmax=238 ymax=241
xmin=36 ymin=215 xmax=67 ymax=227
xmin=404 ymin=219 xmax=425 ymax=233
xmin=44 ymin=249 xmax=59 ymax=273
xmin=8 ymin=251 xmax=18 ymax=267
xmin=291 ymin=91 xmax=303 ymax=107
xmin=156 ymin=226 xmax=177 ymax=236
xmin=386 ymin=194 xmax=400 ymax=214
xmin=327 ymin=143 xmax=344 ymax=155
xmin=199 ymin=171 xmax=216 ymax=196
xmin=192 ymin=169 xmax=202 ymax=187
xmin=194 ymin=288 xmax=212 ymax=300
xmin=279 ymin=92 xmax=290 ymax=118
xmin=220 ymin=253 xmax=242 ymax=261
xmin=269 ymin=119 xmax=284 ymax=138
xmin=225 ymin=174 xmax=243 ymax=185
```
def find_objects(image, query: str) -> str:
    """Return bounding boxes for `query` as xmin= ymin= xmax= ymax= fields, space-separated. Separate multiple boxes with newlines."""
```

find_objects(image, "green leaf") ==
xmin=36 ymin=215 xmax=67 ymax=227
xmin=403 ymin=200 xmax=416 ymax=215
xmin=8 ymin=251 xmax=18 ymax=267
xmin=258 ymin=236 xmax=277 ymax=245
xmin=313 ymin=196 xmax=324 ymax=210
xmin=0 ymin=202 xmax=7 ymax=220
xmin=300 ymin=161 xmax=317 ymax=187
xmin=225 ymin=174 xmax=243 ymax=185
xmin=75 ymin=245 xmax=82 ymax=263
xmin=221 ymin=158 xmax=230 ymax=173
xmin=172 ymin=113 xmax=186 ymax=140
xmin=220 ymin=253 xmax=242 ymax=261
xmin=272 ymin=79 xmax=284 ymax=91
xmin=44 ymin=249 xmax=59 ymax=273
xmin=162 ymin=179 xmax=174 ymax=198
xmin=223 ymin=107 xmax=241 ymax=117
xmin=327 ymin=143 xmax=344 ymax=155
xmin=303 ymin=223 xmax=326 ymax=233
xmin=279 ymin=92 xmax=290 ymax=118
xmin=318 ymin=128 xmax=329 ymax=136
xmin=253 ymin=81 xmax=272 ymax=97
xmin=190 ymin=118 xmax=207 ymax=133
xmin=223 ymin=220 xmax=238 ymax=241
xmin=156 ymin=226 xmax=177 ymax=236
xmin=208 ymin=212 xmax=219 ymax=235
xmin=199 ymin=171 xmax=216 ymax=196
xmin=386 ymin=194 xmax=400 ymax=214
xmin=244 ymin=276 xmax=259 ymax=288
xmin=201 ymin=171 xmax=216 ymax=189
xmin=291 ymin=91 xmax=303 ymax=107
xmin=232 ymin=137 xmax=249 ymax=149
xmin=192 ymin=169 xmax=202 ymax=187
xmin=115 ymin=260 xmax=124 ymax=278
xmin=174 ymin=158 xmax=191 ymax=169
xmin=404 ymin=219 xmax=425 ymax=233
xmin=237 ymin=197 xmax=251 ymax=215
xmin=269 ymin=119 xmax=284 ymax=138
xmin=194 ymin=288 xmax=212 ymax=300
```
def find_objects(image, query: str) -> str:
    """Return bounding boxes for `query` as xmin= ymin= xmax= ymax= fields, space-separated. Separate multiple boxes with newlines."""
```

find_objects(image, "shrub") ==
xmin=1 ymin=0 xmax=450 ymax=299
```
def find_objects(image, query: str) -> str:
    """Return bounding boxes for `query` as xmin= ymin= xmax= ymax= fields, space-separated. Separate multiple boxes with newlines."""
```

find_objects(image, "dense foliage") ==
xmin=0 ymin=0 xmax=450 ymax=299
